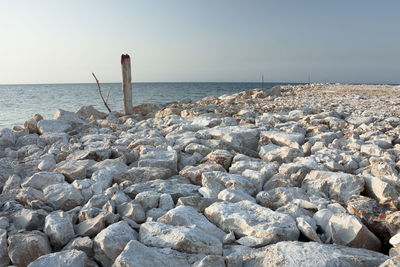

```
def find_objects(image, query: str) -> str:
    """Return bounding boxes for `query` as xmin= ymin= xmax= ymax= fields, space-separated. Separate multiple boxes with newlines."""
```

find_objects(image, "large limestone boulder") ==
xmin=93 ymin=221 xmax=138 ymax=266
xmin=62 ymin=236 xmax=93 ymax=257
xmin=44 ymin=211 xmax=75 ymax=248
xmin=204 ymin=149 xmax=234 ymax=170
xmin=0 ymin=128 xmax=16 ymax=147
xmin=43 ymin=183 xmax=84 ymax=211
xmin=0 ymin=229 xmax=10 ymax=267
xmin=114 ymin=167 xmax=172 ymax=184
xmin=138 ymin=149 xmax=178 ymax=174
xmin=329 ymin=213 xmax=381 ymax=251
xmin=302 ymin=170 xmax=364 ymax=203
xmin=21 ymin=171 xmax=65 ymax=190
xmin=55 ymin=160 xmax=92 ymax=182
xmin=8 ymin=231 xmax=51 ymax=267
xmin=139 ymin=221 xmax=222 ymax=255
xmin=239 ymin=241 xmax=388 ymax=266
xmin=363 ymin=174 xmax=399 ymax=206
xmin=204 ymin=200 xmax=299 ymax=244
xmin=54 ymin=109 xmax=87 ymax=127
xmin=256 ymin=187 xmax=310 ymax=210
xmin=37 ymin=119 xmax=72 ymax=134
xmin=76 ymin=214 xmax=106 ymax=237
xmin=260 ymin=130 xmax=305 ymax=148
xmin=113 ymin=240 xmax=194 ymax=267
xmin=28 ymin=250 xmax=87 ymax=267
xmin=10 ymin=208 xmax=47 ymax=231
xmin=198 ymin=126 xmax=260 ymax=151
xmin=124 ymin=178 xmax=201 ymax=202
xmin=201 ymin=171 xmax=257 ymax=197
xmin=75 ymin=105 xmax=107 ymax=119
xmin=179 ymin=162 xmax=226 ymax=185
xmin=158 ymin=206 xmax=227 ymax=241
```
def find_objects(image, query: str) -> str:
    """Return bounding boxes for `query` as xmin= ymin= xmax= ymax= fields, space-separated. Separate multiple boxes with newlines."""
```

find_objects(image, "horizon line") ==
xmin=0 ymin=81 xmax=398 ymax=86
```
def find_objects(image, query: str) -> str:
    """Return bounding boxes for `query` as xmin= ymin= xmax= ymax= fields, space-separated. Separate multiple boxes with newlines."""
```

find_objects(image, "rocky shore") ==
xmin=1 ymin=83 xmax=400 ymax=266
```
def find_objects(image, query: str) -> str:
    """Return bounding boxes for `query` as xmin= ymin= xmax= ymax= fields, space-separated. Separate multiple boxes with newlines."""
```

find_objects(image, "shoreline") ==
xmin=0 ymin=83 xmax=400 ymax=265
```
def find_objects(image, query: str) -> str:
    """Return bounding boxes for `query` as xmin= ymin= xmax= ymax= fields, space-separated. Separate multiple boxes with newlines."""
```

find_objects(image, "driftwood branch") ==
xmin=92 ymin=72 xmax=112 ymax=113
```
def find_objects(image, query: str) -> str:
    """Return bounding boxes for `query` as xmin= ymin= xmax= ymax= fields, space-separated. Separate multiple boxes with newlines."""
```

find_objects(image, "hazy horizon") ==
xmin=1 ymin=0 xmax=399 ymax=84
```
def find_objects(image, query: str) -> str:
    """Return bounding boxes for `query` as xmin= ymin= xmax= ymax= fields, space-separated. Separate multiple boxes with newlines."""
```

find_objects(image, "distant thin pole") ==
xmin=262 ymin=75 xmax=264 ymax=90
xmin=308 ymin=73 xmax=311 ymax=85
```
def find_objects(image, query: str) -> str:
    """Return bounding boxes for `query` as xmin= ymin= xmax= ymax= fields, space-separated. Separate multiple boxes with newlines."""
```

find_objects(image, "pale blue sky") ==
xmin=0 ymin=0 xmax=399 ymax=84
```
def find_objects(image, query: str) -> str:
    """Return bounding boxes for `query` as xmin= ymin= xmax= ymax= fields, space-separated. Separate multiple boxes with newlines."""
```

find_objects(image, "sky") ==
xmin=0 ymin=0 xmax=399 ymax=84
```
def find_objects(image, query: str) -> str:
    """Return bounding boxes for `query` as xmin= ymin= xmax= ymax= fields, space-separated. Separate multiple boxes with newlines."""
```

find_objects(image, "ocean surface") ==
xmin=0 ymin=82 xmax=286 ymax=129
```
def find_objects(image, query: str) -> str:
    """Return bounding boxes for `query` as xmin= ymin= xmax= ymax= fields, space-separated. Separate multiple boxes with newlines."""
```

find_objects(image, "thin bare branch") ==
xmin=92 ymin=72 xmax=112 ymax=113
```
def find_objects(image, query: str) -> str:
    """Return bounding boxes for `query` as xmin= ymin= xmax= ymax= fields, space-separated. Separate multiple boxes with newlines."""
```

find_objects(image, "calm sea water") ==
xmin=0 ymin=82 xmax=285 ymax=129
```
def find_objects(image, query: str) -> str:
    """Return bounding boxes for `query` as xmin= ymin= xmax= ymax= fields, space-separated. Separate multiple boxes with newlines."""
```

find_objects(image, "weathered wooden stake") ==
xmin=121 ymin=54 xmax=133 ymax=115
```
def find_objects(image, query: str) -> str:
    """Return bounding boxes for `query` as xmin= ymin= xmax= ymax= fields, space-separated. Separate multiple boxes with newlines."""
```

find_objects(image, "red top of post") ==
xmin=121 ymin=54 xmax=130 ymax=64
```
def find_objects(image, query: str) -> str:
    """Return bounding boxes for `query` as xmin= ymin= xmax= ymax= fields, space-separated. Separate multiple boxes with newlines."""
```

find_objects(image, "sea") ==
xmin=0 ymin=82 xmax=287 ymax=129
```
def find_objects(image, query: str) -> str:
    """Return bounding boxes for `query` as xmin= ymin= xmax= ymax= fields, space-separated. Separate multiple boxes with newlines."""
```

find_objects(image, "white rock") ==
xmin=114 ymin=167 xmax=172 ymax=184
xmin=113 ymin=240 xmax=194 ymax=267
xmin=28 ymin=249 xmax=87 ymax=267
xmin=117 ymin=202 xmax=146 ymax=223
xmin=22 ymin=171 xmax=65 ymax=190
xmin=204 ymin=200 xmax=299 ymax=243
xmin=260 ymin=130 xmax=305 ymax=148
xmin=37 ymin=119 xmax=72 ymax=134
xmin=0 ymin=229 xmax=10 ymax=267
xmin=43 ymin=183 xmax=84 ymax=211
xmin=54 ymin=109 xmax=87 ymax=126
xmin=218 ymin=188 xmax=255 ymax=203
xmin=296 ymin=216 xmax=321 ymax=242
xmin=198 ymin=126 xmax=260 ymax=151
xmin=302 ymin=170 xmax=364 ymax=203
xmin=241 ymin=241 xmax=388 ymax=266
xmin=139 ymin=221 xmax=222 ymax=255
xmin=75 ymin=105 xmax=106 ymax=119
xmin=38 ymin=157 xmax=56 ymax=171
xmin=204 ymin=149 xmax=234 ymax=170
xmin=76 ymin=214 xmax=106 ymax=237
xmin=138 ymin=149 xmax=178 ymax=174
xmin=44 ymin=211 xmax=74 ymax=248
xmin=2 ymin=174 xmax=21 ymax=194
xmin=329 ymin=213 xmax=381 ymax=251
xmin=202 ymin=171 xmax=257 ymax=196
xmin=93 ymin=221 xmax=138 ymax=266
xmin=62 ymin=236 xmax=93 ymax=257
xmin=256 ymin=187 xmax=310 ymax=210
xmin=135 ymin=191 xmax=161 ymax=210
xmin=159 ymin=193 xmax=175 ymax=211
xmin=0 ymin=128 xmax=16 ymax=147
xmin=179 ymin=162 xmax=226 ymax=185
xmin=158 ymin=206 xmax=227 ymax=242
xmin=7 ymin=231 xmax=52 ymax=267
xmin=389 ymin=232 xmax=400 ymax=247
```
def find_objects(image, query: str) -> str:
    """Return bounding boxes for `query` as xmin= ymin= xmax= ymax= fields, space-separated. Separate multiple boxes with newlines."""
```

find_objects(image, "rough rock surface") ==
xmin=205 ymin=200 xmax=299 ymax=244
xmin=240 ymin=241 xmax=388 ymax=266
xmin=28 ymin=250 xmax=87 ymax=267
xmin=3 ymin=84 xmax=400 ymax=265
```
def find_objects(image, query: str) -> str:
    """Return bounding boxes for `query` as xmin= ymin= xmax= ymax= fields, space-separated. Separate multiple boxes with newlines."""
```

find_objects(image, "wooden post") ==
xmin=121 ymin=54 xmax=133 ymax=115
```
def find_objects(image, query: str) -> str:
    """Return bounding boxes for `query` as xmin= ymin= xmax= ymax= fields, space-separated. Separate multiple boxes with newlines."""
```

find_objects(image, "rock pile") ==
xmin=1 ymin=83 xmax=400 ymax=266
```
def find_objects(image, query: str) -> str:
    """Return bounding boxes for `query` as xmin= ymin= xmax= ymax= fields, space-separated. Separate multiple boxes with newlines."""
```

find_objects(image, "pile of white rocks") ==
xmin=1 ymin=83 xmax=400 ymax=266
